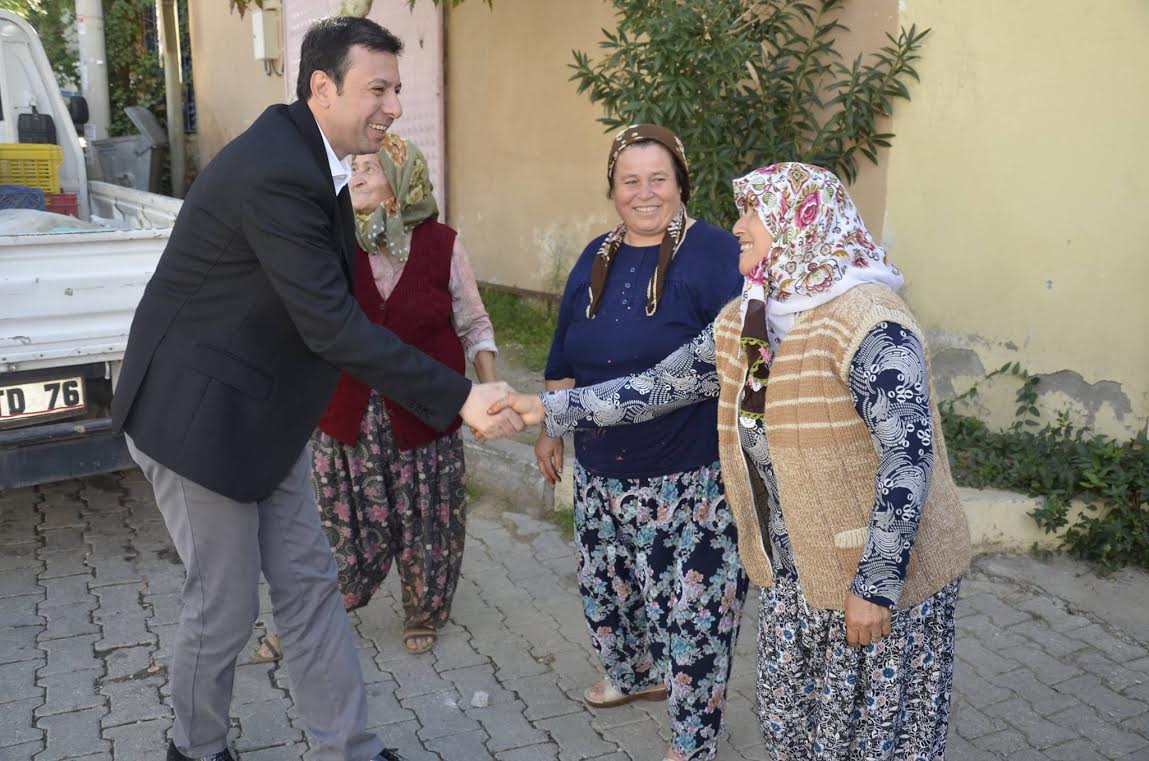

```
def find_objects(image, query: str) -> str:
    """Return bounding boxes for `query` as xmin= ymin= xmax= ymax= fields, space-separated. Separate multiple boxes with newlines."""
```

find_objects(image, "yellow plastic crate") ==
xmin=0 ymin=143 xmax=63 ymax=194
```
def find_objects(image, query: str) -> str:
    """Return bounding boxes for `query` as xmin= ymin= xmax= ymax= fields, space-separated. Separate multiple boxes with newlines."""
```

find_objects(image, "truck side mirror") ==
xmin=68 ymin=95 xmax=89 ymax=127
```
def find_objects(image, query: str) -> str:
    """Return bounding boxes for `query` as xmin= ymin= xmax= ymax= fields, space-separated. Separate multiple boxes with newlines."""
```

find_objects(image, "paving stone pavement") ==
xmin=1 ymin=472 xmax=1148 ymax=761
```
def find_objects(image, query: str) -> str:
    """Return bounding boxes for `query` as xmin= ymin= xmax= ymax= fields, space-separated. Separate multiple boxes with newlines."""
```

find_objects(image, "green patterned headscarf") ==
xmin=354 ymin=134 xmax=439 ymax=261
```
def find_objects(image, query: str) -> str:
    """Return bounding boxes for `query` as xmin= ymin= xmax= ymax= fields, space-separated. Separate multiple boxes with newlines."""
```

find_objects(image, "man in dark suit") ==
xmin=111 ymin=17 xmax=521 ymax=761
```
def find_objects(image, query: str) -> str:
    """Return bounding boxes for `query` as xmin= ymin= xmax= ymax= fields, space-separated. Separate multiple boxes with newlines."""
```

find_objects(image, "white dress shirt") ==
xmin=317 ymin=125 xmax=353 ymax=196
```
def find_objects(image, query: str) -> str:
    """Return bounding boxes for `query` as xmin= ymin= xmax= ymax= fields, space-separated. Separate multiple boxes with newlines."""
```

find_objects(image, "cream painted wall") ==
xmin=445 ymin=0 xmax=619 ymax=294
xmin=824 ymin=0 xmax=899 ymax=239
xmin=445 ymin=0 xmax=900 ymax=292
xmin=188 ymin=3 xmax=286 ymax=167
xmin=884 ymin=0 xmax=1149 ymax=437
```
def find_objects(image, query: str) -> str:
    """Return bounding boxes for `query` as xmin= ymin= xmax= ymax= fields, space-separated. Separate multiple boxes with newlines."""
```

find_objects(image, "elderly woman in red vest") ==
xmin=312 ymin=134 xmax=497 ymax=655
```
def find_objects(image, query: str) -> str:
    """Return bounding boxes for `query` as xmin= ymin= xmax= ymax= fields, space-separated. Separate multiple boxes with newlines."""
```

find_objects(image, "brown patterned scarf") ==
xmin=739 ymin=296 xmax=772 ymax=418
xmin=585 ymin=206 xmax=688 ymax=319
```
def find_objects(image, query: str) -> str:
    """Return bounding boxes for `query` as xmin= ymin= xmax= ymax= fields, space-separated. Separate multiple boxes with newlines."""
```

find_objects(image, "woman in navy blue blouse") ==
xmin=539 ymin=124 xmax=748 ymax=761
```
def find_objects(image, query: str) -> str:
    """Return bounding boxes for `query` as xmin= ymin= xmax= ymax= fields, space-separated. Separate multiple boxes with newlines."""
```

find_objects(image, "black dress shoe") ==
xmin=167 ymin=740 xmax=236 ymax=761
xmin=371 ymin=749 xmax=404 ymax=761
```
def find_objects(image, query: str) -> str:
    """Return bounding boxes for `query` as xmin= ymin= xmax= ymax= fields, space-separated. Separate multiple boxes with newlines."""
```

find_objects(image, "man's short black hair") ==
xmin=296 ymin=16 xmax=403 ymax=102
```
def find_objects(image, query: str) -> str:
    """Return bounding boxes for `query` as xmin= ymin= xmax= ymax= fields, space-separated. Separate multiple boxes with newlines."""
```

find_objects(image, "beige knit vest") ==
xmin=714 ymin=283 xmax=970 ymax=610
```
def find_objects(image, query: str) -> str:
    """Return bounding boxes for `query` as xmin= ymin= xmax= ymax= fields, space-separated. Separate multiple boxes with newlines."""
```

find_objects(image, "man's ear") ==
xmin=310 ymin=70 xmax=332 ymax=108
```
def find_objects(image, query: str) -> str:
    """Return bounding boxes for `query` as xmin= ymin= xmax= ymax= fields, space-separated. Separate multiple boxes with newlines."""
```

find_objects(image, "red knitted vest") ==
xmin=317 ymin=221 xmax=465 ymax=449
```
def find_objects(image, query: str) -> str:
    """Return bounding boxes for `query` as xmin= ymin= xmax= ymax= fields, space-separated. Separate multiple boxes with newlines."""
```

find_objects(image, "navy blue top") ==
xmin=545 ymin=220 xmax=741 ymax=478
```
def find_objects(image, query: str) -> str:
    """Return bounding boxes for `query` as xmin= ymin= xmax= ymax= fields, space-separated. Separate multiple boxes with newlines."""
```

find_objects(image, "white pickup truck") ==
xmin=0 ymin=10 xmax=181 ymax=489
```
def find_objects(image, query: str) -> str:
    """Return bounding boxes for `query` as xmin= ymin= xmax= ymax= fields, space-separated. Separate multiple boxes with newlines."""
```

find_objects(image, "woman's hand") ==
xmin=535 ymin=432 xmax=564 ymax=484
xmin=488 ymin=392 xmax=545 ymax=426
xmin=844 ymin=593 xmax=891 ymax=647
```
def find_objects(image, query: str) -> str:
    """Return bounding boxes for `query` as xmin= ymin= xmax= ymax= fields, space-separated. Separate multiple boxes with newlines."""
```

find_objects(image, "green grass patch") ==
xmin=546 ymin=507 xmax=576 ymax=540
xmin=481 ymin=287 xmax=557 ymax=373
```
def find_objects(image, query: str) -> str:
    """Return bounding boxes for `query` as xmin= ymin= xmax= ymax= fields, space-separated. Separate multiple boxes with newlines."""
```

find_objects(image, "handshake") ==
xmin=459 ymin=382 xmax=545 ymax=441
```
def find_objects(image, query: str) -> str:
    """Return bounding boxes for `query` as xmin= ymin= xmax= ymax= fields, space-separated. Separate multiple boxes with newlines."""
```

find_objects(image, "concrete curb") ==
xmin=465 ymin=432 xmax=1077 ymax=554
xmin=462 ymin=431 xmax=556 ymax=516
xmin=958 ymin=486 xmax=1089 ymax=554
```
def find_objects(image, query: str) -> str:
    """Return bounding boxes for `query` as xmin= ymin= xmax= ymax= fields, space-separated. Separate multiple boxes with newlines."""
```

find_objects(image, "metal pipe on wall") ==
xmin=74 ymin=0 xmax=110 ymax=142
xmin=159 ymin=0 xmax=186 ymax=197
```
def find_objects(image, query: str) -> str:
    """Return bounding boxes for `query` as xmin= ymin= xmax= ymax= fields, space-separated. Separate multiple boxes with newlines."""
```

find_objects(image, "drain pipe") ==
xmin=158 ymin=0 xmax=186 ymax=197
xmin=74 ymin=0 xmax=110 ymax=142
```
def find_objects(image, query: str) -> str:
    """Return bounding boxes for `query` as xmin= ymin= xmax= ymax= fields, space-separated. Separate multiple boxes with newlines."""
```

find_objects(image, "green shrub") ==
xmin=941 ymin=363 xmax=1149 ymax=572
xmin=570 ymin=0 xmax=929 ymax=227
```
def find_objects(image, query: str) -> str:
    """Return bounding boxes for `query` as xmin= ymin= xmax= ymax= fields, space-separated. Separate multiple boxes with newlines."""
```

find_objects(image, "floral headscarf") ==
xmin=731 ymin=162 xmax=903 ymax=419
xmin=354 ymin=134 xmax=439 ymax=261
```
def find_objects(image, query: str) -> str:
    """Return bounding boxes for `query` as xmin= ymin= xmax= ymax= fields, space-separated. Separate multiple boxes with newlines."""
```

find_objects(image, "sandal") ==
xmin=253 ymin=634 xmax=282 ymax=663
xmin=401 ymin=626 xmax=437 ymax=655
xmin=583 ymin=678 xmax=667 ymax=708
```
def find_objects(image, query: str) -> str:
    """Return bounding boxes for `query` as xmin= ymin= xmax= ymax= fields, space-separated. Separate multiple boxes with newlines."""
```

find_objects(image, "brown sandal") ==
xmin=583 ymin=678 xmax=667 ymax=708
xmin=402 ymin=626 xmax=437 ymax=655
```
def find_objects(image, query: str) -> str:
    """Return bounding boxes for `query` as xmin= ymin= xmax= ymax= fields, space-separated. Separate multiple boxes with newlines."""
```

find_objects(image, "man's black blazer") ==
xmin=112 ymin=101 xmax=471 ymax=502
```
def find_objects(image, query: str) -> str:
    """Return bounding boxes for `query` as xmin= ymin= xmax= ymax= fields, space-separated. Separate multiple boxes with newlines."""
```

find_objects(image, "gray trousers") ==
xmin=127 ymin=436 xmax=383 ymax=761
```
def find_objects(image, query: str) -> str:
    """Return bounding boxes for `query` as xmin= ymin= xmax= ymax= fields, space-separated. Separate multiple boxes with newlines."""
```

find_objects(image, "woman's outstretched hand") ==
xmin=488 ymin=392 xmax=545 ymax=427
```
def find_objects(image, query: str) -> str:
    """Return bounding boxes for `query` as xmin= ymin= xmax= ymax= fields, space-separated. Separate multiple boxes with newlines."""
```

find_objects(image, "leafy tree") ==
xmin=229 ymin=0 xmax=491 ymax=17
xmin=103 ymin=0 xmax=169 ymax=138
xmin=570 ymin=0 xmax=929 ymax=226
xmin=0 ymin=0 xmax=80 ymax=89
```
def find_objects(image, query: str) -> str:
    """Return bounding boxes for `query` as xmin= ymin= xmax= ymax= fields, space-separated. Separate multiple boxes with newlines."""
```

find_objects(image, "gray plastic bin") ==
xmin=90 ymin=107 xmax=169 ymax=193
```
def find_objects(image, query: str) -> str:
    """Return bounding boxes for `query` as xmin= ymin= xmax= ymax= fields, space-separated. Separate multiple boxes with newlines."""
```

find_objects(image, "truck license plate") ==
xmin=0 ymin=377 xmax=86 ymax=426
